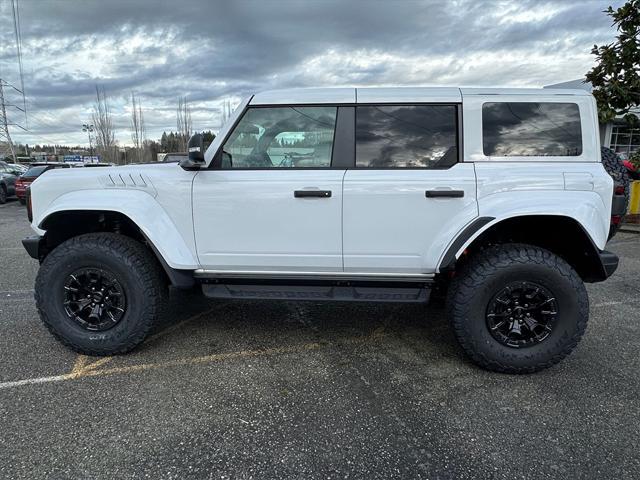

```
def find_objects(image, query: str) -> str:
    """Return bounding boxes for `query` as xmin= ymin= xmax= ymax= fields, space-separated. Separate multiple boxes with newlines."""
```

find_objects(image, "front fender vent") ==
xmin=99 ymin=173 xmax=156 ymax=197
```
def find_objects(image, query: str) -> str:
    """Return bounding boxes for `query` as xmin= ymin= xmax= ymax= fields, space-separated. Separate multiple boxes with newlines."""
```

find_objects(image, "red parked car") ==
xmin=15 ymin=163 xmax=70 ymax=204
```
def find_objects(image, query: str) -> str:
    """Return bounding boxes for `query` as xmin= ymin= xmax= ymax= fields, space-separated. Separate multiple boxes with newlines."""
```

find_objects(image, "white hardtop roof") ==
xmin=249 ymin=86 xmax=590 ymax=105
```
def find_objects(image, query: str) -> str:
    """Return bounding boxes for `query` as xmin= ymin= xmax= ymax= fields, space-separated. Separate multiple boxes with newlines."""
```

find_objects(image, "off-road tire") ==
xmin=0 ymin=185 xmax=6 ymax=204
xmin=601 ymin=146 xmax=629 ymax=239
xmin=35 ymin=233 xmax=167 ymax=355
xmin=447 ymin=243 xmax=588 ymax=373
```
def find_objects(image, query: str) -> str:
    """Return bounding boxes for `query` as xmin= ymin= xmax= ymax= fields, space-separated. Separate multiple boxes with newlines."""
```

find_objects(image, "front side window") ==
xmin=355 ymin=105 xmax=458 ymax=168
xmin=482 ymin=102 xmax=582 ymax=156
xmin=222 ymin=106 xmax=337 ymax=168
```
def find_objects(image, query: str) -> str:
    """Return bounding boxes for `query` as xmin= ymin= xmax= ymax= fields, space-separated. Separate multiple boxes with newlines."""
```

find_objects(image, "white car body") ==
xmin=29 ymin=87 xmax=613 ymax=278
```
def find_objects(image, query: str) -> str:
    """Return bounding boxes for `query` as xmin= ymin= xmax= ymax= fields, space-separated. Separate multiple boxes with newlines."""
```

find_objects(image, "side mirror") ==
xmin=180 ymin=133 xmax=205 ymax=170
xmin=188 ymin=133 xmax=205 ymax=162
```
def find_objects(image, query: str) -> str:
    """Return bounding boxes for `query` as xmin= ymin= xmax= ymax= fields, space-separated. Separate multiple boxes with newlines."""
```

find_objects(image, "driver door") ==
xmin=193 ymin=105 xmax=347 ymax=272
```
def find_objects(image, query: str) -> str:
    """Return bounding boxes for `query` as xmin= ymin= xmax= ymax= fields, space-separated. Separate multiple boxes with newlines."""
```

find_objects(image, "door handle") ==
xmin=294 ymin=190 xmax=332 ymax=198
xmin=425 ymin=190 xmax=464 ymax=198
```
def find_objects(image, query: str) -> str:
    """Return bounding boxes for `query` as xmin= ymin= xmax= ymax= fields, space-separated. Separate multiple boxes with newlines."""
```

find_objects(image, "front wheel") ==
xmin=447 ymin=244 xmax=588 ymax=373
xmin=35 ymin=233 xmax=167 ymax=355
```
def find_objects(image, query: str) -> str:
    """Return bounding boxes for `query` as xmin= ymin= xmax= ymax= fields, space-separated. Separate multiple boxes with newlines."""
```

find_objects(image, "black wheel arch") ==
xmin=439 ymin=215 xmax=616 ymax=283
xmin=38 ymin=210 xmax=195 ymax=289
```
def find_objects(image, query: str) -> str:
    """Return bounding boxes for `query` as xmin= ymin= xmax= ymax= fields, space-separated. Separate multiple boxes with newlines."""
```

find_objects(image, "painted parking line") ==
xmin=0 ymin=305 xmax=219 ymax=388
xmin=0 ymin=327 xmax=386 ymax=391
xmin=0 ymin=356 xmax=114 ymax=390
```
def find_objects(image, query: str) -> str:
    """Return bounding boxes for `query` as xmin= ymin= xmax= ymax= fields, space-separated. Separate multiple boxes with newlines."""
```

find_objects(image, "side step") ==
xmin=202 ymin=284 xmax=430 ymax=303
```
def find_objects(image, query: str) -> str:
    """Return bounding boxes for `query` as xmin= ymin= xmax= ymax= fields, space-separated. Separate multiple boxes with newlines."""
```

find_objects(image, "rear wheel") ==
xmin=447 ymin=244 xmax=588 ymax=373
xmin=35 ymin=233 xmax=167 ymax=355
xmin=19 ymin=197 xmax=26 ymax=205
xmin=0 ymin=185 xmax=6 ymax=204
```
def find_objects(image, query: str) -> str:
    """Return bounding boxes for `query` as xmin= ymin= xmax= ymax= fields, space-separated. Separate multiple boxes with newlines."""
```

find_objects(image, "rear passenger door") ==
xmin=342 ymin=103 xmax=478 ymax=274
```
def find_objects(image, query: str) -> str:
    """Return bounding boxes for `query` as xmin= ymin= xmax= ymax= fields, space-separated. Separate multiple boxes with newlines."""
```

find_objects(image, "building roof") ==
xmin=544 ymin=79 xmax=593 ymax=92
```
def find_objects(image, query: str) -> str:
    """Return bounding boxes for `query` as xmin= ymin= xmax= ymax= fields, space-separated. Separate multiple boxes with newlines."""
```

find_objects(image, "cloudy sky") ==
xmin=0 ymin=0 xmax=625 ymax=147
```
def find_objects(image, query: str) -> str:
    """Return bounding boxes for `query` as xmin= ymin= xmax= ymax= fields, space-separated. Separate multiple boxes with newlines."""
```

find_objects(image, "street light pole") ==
xmin=82 ymin=123 xmax=95 ymax=161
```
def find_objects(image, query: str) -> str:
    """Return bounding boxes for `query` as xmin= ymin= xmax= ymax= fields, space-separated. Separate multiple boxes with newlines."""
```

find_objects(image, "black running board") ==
xmin=202 ymin=284 xmax=430 ymax=303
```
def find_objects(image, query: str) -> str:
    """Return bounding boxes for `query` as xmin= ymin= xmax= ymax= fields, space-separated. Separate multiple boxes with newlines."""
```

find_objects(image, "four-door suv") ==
xmin=22 ymin=87 xmax=625 ymax=373
xmin=0 ymin=160 xmax=22 ymax=204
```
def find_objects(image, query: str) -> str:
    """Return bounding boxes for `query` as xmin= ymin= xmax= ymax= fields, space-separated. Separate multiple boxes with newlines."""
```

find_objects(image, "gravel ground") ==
xmin=0 ymin=198 xmax=639 ymax=480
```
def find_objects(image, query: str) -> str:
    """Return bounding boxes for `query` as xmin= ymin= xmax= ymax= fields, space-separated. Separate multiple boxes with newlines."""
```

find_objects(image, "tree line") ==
xmin=12 ymin=89 xmax=219 ymax=164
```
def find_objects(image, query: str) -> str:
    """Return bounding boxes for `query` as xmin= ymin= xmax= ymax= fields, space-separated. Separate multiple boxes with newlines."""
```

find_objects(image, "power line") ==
xmin=10 ymin=0 xmax=26 ymax=126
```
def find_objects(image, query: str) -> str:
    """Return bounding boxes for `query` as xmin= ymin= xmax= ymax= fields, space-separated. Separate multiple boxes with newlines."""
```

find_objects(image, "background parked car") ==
xmin=162 ymin=153 xmax=187 ymax=163
xmin=7 ymin=163 xmax=29 ymax=174
xmin=15 ymin=163 xmax=71 ymax=205
xmin=0 ymin=160 xmax=24 ymax=204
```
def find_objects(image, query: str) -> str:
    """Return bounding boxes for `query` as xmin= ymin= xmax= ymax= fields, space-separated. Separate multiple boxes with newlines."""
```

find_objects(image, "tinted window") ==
xmin=482 ymin=102 xmax=582 ymax=156
xmin=24 ymin=166 xmax=48 ymax=177
xmin=223 ymin=107 xmax=337 ymax=168
xmin=355 ymin=105 xmax=458 ymax=168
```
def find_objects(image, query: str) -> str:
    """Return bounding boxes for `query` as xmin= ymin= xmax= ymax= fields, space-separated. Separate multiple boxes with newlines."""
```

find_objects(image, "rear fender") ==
xmin=438 ymin=190 xmax=610 ymax=271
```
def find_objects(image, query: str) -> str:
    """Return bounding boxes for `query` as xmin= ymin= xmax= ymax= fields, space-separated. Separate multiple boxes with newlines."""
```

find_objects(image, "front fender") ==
xmin=35 ymin=189 xmax=198 ymax=270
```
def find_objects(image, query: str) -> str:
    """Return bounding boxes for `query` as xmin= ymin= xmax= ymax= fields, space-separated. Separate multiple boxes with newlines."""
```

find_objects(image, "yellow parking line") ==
xmin=69 ymin=355 xmax=113 ymax=377
xmin=0 ymin=327 xmax=387 ymax=389
xmin=76 ymin=342 xmax=325 ymax=379
xmin=64 ymin=307 xmax=221 ymax=378
xmin=70 ymin=355 xmax=88 ymax=374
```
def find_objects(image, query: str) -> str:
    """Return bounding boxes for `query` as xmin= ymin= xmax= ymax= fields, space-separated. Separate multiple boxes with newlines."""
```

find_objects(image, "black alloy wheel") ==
xmin=63 ymin=267 xmax=127 ymax=331
xmin=486 ymin=281 xmax=558 ymax=348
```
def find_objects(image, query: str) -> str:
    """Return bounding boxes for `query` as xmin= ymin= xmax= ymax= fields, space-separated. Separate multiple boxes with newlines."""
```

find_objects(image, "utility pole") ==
xmin=0 ymin=81 xmax=17 ymax=162
xmin=82 ymin=123 xmax=95 ymax=159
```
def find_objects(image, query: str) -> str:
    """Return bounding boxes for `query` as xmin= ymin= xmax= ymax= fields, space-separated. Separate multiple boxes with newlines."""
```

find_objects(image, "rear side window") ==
xmin=482 ymin=102 xmax=582 ymax=156
xmin=356 ymin=105 xmax=458 ymax=168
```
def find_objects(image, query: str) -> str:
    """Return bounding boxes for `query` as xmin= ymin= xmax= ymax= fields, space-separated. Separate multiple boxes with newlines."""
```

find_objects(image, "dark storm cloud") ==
xmin=0 ymin=0 xmax=625 ymax=145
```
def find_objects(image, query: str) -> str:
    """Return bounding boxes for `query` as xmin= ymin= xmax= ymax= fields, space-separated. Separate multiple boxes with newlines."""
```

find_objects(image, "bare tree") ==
xmin=176 ymin=96 xmax=192 ymax=151
xmin=130 ymin=92 xmax=146 ymax=163
xmin=92 ymin=85 xmax=117 ymax=163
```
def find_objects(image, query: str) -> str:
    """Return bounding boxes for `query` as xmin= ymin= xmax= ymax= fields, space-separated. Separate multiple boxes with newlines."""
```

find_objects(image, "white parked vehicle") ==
xmin=23 ymin=87 xmax=626 ymax=373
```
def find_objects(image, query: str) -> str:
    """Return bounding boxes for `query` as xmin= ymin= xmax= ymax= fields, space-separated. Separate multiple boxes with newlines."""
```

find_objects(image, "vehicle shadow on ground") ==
xmin=131 ymin=287 xmax=460 ymax=366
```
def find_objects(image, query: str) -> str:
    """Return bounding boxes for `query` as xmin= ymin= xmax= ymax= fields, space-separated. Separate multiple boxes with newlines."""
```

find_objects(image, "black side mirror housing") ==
xmin=180 ymin=133 xmax=205 ymax=170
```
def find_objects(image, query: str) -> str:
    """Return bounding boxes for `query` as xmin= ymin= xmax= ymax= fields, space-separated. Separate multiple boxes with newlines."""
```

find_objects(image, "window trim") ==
xmin=210 ymin=104 xmax=344 ymax=171
xmin=481 ymin=101 xmax=583 ymax=158
xmin=353 ymin=103 xmax=462 ymax=170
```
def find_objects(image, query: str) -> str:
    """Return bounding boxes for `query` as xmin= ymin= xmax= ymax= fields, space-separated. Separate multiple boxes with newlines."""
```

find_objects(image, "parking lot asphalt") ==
xmin=0 ymin=198 xmax=639 ymax=480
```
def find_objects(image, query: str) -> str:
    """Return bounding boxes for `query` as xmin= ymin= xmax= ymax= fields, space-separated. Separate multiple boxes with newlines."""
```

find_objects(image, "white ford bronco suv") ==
xmin=23 ymin=87 xmax=626 ymax=373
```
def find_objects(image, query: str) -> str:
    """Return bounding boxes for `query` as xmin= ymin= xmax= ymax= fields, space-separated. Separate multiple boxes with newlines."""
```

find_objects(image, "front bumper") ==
xmin=22 ymin=235 xmax=43 ymax=260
